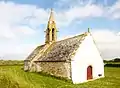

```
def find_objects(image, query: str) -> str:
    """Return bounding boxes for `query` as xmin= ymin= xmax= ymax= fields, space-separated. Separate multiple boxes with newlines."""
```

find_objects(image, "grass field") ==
xmin=0 ymin=60 xmax=23 ymax=66
xmin=0 ymin=66 xmax=120 ymax=88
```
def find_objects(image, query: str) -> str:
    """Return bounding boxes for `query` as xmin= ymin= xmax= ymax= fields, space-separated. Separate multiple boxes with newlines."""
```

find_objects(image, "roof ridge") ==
xmin=56 ymin=32 xmax=87 ymax=43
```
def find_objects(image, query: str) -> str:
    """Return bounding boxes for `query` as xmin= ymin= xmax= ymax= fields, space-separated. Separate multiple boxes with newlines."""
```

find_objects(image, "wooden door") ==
xmin=87 ymin=66 xmax=93 ymax=80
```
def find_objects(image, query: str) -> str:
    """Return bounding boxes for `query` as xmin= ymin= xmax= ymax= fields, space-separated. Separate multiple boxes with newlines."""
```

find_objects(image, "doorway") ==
xmin=87 ymin=65 xmax=93 ymax=80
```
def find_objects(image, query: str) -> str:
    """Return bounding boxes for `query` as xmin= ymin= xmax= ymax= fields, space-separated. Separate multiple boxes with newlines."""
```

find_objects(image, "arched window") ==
xmin=47 ymin=28 xmax=50 ymax=37
xmin=47 ymin=28 xmax=50 ymax=40
xmin=52 ymin=28 xmax=55 ymax=41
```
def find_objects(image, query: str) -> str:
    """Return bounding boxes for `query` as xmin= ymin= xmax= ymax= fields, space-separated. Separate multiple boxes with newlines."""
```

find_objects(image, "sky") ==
xmin=0 ymin=0 xmax=120 ymax=60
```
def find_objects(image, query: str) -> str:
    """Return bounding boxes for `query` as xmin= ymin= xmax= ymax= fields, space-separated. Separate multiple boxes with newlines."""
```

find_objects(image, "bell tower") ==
xmin=45 ymin=9 xmax=57 ymax=44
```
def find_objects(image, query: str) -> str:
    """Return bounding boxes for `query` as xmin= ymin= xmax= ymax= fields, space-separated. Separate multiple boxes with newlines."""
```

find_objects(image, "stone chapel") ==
xmin=24 ymin=9 xmax=104 ymax=84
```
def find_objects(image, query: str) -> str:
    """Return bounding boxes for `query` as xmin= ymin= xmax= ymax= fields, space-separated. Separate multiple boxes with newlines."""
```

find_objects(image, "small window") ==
xmin=98 ymin=74 xmax=102 ymax=77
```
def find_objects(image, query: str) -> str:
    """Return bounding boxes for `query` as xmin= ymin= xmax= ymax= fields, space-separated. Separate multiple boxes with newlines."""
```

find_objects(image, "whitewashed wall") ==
xmin=71 ymin=33 xmax=104 ymax=84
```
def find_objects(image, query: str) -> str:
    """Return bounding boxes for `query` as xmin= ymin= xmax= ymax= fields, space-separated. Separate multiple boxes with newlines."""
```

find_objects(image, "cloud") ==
xmin=53 ymin=4 xmax=105 ymax=28
xmin=65 ymin=4 xmax=104 ymax=19
xmin=55 ymin=0 xmax=120 ymax=20
xmin=54 ymin=0 xmax=94 ymax=8
xmin=13 ymin=26 xmax=36 ymax=36
xmin=107 ymin=0 xmax=120 ymax=19
xmin=0 ymin=25 xmax=16 ymax=39
xmin=92 ymin=30 xmax=120 ymax=43
xmin=0 ymin=1 xmax=36 ymax=39
xmin=0 ymin=1 xmax=120 ymax=60
xmin=117 ymin=32 xmax=120 ymax=36
xmin=54 ymin=0 xmax=105 ymax=24
xmin=92 ymin=30 xmax=120 ymax=59
xmin=0 ymin=43 xmax=37 ymax=60
xmin=0 ymin=1 xmax=47 ymax=59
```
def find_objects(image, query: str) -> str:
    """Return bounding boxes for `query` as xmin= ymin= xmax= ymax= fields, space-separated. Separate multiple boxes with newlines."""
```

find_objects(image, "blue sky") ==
xmin=0 ymin=0 xmax=120 ymax=60
xmin=3 ymin=0 xmax=58 ymax=8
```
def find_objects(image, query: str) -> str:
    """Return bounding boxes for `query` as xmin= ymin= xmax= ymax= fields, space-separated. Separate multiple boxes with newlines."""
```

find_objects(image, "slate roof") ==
xmin=35 ymin=33 xmax=87 ymax=62
xmin=25 ymin=44 xmax=45 ymax=61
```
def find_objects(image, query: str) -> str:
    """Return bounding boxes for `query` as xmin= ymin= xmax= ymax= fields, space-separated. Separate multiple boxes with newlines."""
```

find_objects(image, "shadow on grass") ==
xmin=25 ymin=70 xmax=73 ymax=84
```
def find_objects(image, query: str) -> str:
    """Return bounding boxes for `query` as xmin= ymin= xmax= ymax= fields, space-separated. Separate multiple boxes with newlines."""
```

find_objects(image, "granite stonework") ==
xmin=29 ymin=61 xmax=71 ymax=79
xmin=24 ymin=60 xmax=30 ymax=71
xmin=24 ymin=33 xmax=87 ymax=78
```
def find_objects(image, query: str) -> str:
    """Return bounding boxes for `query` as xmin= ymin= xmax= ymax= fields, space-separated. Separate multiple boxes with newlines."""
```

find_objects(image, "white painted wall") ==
xmin=71 ymin=33 xmax=104 ymax=84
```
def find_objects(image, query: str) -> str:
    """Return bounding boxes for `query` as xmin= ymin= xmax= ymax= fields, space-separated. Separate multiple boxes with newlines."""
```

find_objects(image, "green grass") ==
xmin=0 ymin=60 xmax=23 ymax=66
xmin=0 ymin=66 xmax=120 ymax=88
xmin=104 ymin=61 xmax=120 ymax=64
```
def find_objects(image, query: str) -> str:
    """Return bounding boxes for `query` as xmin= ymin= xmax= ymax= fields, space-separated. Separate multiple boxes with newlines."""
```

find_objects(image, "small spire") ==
xmin=49 ymin=8 xmax=54 ymax=22
xmin=45 ymin=8 xmax=57 ymax=44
